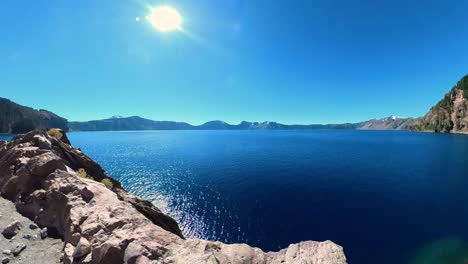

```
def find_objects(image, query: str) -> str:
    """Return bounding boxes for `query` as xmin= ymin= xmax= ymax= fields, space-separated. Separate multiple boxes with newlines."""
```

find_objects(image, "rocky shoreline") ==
xmin=0 ymin=130 xmax=347 ymax=263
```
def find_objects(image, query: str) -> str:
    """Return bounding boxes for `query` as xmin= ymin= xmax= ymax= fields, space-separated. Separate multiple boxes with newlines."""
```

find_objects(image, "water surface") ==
xmin=67 ymin=130 xmax=468 ymax=264
xmin=0 ymin=134 xmax=12 ymax=141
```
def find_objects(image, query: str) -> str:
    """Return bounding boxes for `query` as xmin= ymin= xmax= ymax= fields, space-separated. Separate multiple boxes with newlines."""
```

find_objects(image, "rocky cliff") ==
xmin=412 ymin=75 xmax=468 ymax=133
xmin=0 ymin=98 xmax=68 ymax=134
xmin=0 ymin=130 xmax=347 ymax=263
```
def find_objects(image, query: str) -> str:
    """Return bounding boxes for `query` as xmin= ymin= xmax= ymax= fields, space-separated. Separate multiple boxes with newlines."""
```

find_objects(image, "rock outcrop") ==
xmin=0 ymin=130 xmax=347 ymax=263
xmin=357 ymin=116 xmax=416 ymax=130
xmin=412 ymin=75 xmax=468 ymax=133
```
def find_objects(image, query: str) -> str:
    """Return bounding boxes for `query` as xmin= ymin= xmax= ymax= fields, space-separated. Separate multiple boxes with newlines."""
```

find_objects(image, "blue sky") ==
xmin=1 ymin=0 xmax=468 ymax=124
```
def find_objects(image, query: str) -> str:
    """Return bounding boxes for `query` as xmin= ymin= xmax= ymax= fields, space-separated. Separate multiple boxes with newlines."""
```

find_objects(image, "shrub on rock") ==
xmin=101 ymin=178 xmax=113 ymax=189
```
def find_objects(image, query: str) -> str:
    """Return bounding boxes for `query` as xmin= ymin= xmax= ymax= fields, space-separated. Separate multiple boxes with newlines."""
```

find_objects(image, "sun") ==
xmin=148 ymin=6 xmax=182 ymax=32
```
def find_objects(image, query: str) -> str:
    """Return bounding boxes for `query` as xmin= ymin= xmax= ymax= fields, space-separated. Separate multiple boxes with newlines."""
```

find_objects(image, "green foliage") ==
xmin=48 ymin=128 xmax=63 ymax=139
xmin=77 ymin=168 xmax=94 ymax=180
xmin=457 ymin=74 xmax=468 ymax=99
xmin=101 ymin=178 xmax=114 ymax=189
xmin=413 ymin=75 xmax=468 ymax=133
xmin=77 ymin=168 xmax=114 ymax=189
xmin=436 ymin=94 xmax=453 ymax=112
xmin=11 ymin=118 xmax=39 ymax=134
xmin=0 ymin=97 xmax=68 ymax=133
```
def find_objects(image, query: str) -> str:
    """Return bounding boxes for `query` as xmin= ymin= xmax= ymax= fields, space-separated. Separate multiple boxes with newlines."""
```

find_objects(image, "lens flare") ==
xmin=148 ymin=6 xmax=182 ymax=32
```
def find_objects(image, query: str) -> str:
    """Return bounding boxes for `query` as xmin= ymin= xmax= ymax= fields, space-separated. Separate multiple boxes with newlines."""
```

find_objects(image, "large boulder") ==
xmin=0 ymin=130 xmax=347 ymax=263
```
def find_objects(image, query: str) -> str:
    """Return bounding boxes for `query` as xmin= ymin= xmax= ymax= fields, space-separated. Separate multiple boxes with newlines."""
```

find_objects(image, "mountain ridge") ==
xmin=68 ymin=115 xmax=414 ymax=131
xmin=4 ymin=75 xmax=468 ymax=133
xmin=0 ymin=97 xmax=68 ymax=134
xmin=0 ymin=97 xmax=416 ymax=133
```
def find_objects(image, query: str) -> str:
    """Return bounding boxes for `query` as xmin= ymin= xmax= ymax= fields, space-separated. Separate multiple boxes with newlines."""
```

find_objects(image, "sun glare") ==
xmin=148 ymin=6 xmax=182 ymax=32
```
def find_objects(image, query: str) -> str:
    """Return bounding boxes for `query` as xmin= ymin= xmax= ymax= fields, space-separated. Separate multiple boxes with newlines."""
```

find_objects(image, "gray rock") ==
xmin=40 ymin=227 xmax=47 ymax=239
xmin=63 ymin=243 xmax=74 ymax=264
xmin=124 ymin=242 xmax=150 ymax=264
xmin=72 ymin=237 xmax=91 ymax=259
xmin=22 ymin=234 xmax=32 ymax=240
xmin=1 ymin=257 xmax=9 ymax=264
xmin=33 ymin=135 xmax=52 ymax=150
xmin=12 ymin=243 xmax=26 ymax=256
xmin=2 ymin=221 xmax=23 ymax=239
xmin=0 ymin=197 xmax=63 ymax=263
xmin=29 ymin=223 xmax=38 ymax=230
xmin=70 ymin=233 xmax=80 ymax=245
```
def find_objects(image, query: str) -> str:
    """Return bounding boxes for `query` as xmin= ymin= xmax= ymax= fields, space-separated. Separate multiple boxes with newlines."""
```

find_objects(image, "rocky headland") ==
xmin=0 ymin=130 xmax=347 ymax=263
xmin=412 ymin=75 xmax=468 ymax=133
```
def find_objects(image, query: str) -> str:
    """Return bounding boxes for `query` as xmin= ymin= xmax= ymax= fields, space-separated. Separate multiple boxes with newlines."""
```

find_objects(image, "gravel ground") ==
xmin=0 ymin=197 xmax=63 ymax=264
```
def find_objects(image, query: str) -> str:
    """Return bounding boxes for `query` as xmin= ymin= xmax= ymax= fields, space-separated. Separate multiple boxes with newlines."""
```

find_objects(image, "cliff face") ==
xmin=412 ymin=75 xmax=468 ymax=133
xmin=0 ymin=98 xmax=68 ymax=134
xmin=0 ymin=130 xmax=347 ymax=264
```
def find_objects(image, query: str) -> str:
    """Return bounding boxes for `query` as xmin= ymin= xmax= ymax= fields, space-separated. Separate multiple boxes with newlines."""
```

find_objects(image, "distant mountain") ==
xmin=0 ymin=98 xmax=68 ymax=133
xmin=411 ymin=75 xmax=468 ymax=133
xmin=68 ymin=116 xmax=192 ymax=131
xmin=195 ymin=121 xmax=290 ymax=130
xmin=68 ymin=115 xmax=413 ymax=131
xmin=0 ymin=97 xmax=417 ymax=133
xmin=357 ymin=116 xmax=416 ymax=130
xmin=196 ymin=120 xmax=236 ymax=130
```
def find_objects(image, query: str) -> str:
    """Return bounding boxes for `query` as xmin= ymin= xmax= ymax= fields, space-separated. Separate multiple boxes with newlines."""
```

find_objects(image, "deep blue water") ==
xmin=0 ymin=134 xmax=13 ymax=141
xmin=54 ymin=130 xmax=468 ymax=263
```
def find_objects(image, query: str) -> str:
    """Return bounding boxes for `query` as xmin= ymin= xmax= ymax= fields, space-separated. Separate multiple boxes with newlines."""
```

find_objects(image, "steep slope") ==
xmin=0 ymin=98 xmax=68 ymax=133
xmin=0 ymin=130 xmax=347 ymax=263
xmin=412 ymin=75 xmax=468 ymax=133
xmin=357 ymin=116 xmax=416 ymax=130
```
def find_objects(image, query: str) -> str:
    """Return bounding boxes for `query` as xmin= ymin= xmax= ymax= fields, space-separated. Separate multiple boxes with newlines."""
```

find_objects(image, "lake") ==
xmin=46 ymin=130 xmax=468 ymax=263
xmin=0 ymin=134 xmax=13 ymax=141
